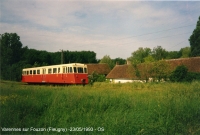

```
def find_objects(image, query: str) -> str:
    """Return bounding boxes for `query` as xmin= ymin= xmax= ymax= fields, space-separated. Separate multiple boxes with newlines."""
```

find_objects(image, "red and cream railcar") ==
xmin=21 ymin=63 xmax=88 ymax=85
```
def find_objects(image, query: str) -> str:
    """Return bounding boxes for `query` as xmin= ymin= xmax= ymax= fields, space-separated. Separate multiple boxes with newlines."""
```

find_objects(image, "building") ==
xmin=86 ymin=63 xmax=111 ymax=76
xmin=106 ymin=61 xmax=145 ymax=83
xmin=106 ymin=57 xmax=200 ymax=83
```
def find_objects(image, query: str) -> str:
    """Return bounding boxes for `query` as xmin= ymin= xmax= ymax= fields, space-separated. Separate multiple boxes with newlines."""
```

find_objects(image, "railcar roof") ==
xmin=22 ymin=63 xmax=86 ymax=70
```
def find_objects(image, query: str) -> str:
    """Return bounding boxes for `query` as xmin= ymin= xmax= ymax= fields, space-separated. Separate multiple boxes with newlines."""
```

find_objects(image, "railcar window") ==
xmin=37 ymin=70 xmax=40 ymax=74
xmin=48 ymin=68 xmax=52 ymax=74
xmin=84 ymin=68 xmax=87 ymax=73
xmin=77 ymin=67 xmax=83 ymax=73
xmin=53 ymin=68 xmax=57 ymax=73
xmin=33 ymin=70 xmax=36 ymax=74
xmin=73 ymin=67 xmax=77 ymax=73
xmin=27 ymin=71 xmax=29 ymax=75
xmin=30 ymin=70 xmax=32 ymax=74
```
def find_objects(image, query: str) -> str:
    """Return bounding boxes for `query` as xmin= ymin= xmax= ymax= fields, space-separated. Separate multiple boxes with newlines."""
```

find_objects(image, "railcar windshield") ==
xmin=73 ymin=67 xmax=87 ymax=73
xmin=77 ymin=67 xmax=83 ymax=73
xmin=84 ymin=67 xmax=87 ymax=73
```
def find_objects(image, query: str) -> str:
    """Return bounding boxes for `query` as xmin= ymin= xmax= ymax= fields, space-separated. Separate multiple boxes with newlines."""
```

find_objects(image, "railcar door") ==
xmin=42 ymin=68 xmax=46 ymax=83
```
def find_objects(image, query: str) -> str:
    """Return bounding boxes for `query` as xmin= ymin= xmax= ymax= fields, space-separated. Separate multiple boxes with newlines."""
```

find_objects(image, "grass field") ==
xmin=0 ymin=81 xmax=200 ymax=135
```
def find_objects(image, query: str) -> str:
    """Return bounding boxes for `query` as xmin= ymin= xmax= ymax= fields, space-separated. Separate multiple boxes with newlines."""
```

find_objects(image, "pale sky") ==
xmin=0 ymin=0 xmax=200 ymax=59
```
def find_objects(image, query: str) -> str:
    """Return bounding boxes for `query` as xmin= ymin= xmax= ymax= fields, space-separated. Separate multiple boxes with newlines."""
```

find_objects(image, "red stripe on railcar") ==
xmin=22 ymin=73 xmax=88 ymax=84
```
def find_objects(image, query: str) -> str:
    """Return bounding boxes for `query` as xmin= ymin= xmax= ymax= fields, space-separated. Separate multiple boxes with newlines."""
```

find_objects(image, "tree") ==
xmin=0 ymin=33 xmax=23 ymax=80
xmin=180 ymin=47 xmax=191 ymax=58
xmin=189 ymin=16 xmax=200 ymax=56
xmin=64 ymin=50 xmax=97 ymax=64
xmin=152 ymin=46 xmax=167 ymax=61
xmin=25 ymin=49 xmax=42 ymax=65
xmin=88 ymin=71 xmax=106 ymax=85
xmin=166 ymin=51 xmax=181 ymax=59
xmin=141 ymin=56 xmax=155 ymax=82
xmin=113 ymin=57 xmax=126 ymax=65
xmin=129 ymin=47 xmax=151 ymax=65
xmin=169 ymin=65 xmax=188 ymax=82
xmin=100 ymin=55 xmax=115 ymax=69
xmin=0 ymin=33 xmax=23 ymax=65
xmin=0 ymin=34 xmax=12 ymax=78
xmin=150 ymin=60 xmax=171 ymax=82
xmin=144 ymin=55 xmax=155 ymax=63
xmin=39 ymin=51 xmax=51 ymax=65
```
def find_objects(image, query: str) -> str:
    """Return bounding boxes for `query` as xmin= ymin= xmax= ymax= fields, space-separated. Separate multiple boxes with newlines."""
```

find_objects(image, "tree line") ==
xmin=0 ymin=33 xmax=98 ymax=81
xmin=99 ymin=45 xmax=193 ymax=70
xmin=128 ymin=46 xmax=191 ymax=66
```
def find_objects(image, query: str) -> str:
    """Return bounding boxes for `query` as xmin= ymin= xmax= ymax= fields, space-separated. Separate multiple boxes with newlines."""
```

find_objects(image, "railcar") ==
xmin=21 ymin=63 xmax=88 ymax=85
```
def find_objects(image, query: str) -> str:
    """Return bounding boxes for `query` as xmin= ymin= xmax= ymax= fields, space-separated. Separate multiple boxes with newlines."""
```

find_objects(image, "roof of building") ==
xmin=106 ymin=57 xmax=200 ymax=80
xmin=106 ymin=65 xmax=140 ymax=79
xmin=166 ymin=57 xmax=200 ymax=72
xmin=86 ymin=63 xmax=111 ymax=75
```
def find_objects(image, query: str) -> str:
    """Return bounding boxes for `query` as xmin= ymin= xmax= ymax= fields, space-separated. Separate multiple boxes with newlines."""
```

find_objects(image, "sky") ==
xmin=0 ymin=0 xmax=200 ymax=59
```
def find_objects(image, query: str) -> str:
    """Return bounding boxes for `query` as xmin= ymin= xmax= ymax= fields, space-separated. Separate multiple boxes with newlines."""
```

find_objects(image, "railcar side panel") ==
xmin=22 ymin=75 xmax=43 ymax=83
xmin=22 ymin=73 xmax=88 ymax=84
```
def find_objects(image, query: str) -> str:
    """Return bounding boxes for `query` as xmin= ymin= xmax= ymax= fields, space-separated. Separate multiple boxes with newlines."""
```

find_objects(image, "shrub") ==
xmin=88 ymin=71 xmax=106 ymax=85
xmin=170 ymin=65 xmax=200 ymax=82
xmin=186 ymin=72 xmax=200 ymax=82
xmin=169 ymin=65 xmax=188 ymax=82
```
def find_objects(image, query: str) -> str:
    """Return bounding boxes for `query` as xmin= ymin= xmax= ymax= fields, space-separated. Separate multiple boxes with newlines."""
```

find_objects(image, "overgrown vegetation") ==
xmin=170 ymin=65 xmax=188 ymax=82
xmin=88 ymin=72 xmax=106 ymax=85
xmin=1 ymin=81 xmax=200 ymax=135
xmin=149 ymin=60 xmax=171 ymax=82
xmin=170 ymin=65 xmax=200 ymax=82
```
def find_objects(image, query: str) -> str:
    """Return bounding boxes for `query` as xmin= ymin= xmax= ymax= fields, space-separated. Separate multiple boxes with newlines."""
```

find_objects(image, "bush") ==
xmin=186 ymin=72 xmax=200 ymax=82
xmin=169 ymin=65 xmax=188 ymax=82
xmin=170 ymin=65 xmax=200 ymax=82
xmin=88 ymin=71 xmax=106 ymax=85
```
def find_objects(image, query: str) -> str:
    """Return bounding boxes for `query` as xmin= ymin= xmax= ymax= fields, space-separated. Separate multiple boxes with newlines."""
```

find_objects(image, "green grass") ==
xmin=0 ymin=81 xmax=200 ymax=135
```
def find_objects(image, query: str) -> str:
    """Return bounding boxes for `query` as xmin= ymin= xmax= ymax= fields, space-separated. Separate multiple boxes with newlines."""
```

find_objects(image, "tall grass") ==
xmin=0 ymin=81 xmax=200 ymax=135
